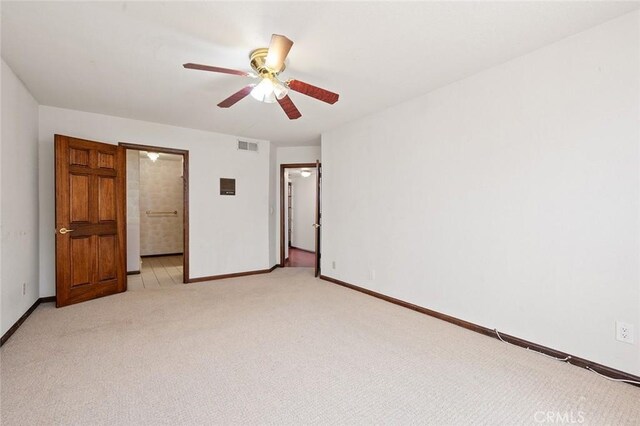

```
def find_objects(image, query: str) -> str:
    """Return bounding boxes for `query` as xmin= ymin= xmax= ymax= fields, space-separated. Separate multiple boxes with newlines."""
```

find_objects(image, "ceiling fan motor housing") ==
xmin=249 ymin=48 xmax=284 ymax=77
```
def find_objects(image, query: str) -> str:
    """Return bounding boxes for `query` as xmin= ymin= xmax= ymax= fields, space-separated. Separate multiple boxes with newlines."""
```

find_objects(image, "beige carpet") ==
xmin=1 ymin=267 xmax=638 ymax=425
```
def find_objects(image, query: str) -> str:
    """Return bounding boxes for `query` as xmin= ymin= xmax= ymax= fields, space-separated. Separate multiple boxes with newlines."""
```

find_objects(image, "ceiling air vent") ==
xmin=238 ymin=140 xmax=258 ymax=152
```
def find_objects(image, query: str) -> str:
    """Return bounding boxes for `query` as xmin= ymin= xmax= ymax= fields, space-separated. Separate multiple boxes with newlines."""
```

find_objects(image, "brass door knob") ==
xmin=58 ymin=227 xmax=74 ymax=234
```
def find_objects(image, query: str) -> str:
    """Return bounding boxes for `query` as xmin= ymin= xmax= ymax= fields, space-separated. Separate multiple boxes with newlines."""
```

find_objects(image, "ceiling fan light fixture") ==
xmin=250 ymin=78 xmax=275 ymax=103
xmin=273 ymin=79 xmax=289 ymax=100
xmin=250 ymin=77 xmax=288 ymax=103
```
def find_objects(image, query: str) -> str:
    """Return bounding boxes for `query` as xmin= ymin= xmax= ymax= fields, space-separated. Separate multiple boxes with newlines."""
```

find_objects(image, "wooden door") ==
xmin=55 ymin=135 xmax=126 ymax=307
xmin=314 ymin=161 xmax=321 ymax=277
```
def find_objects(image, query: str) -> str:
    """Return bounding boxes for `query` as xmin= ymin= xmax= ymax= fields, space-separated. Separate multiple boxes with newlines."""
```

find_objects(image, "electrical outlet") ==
xmin=22 ymin=283 xmax=26 ymax=296
xmin=616 ymin=321 xmax=634 ymax=344
xmin=332 ymin=261 xmax=336 ymax=269
xmin=370 ymin=269 xmax=376 ymax=280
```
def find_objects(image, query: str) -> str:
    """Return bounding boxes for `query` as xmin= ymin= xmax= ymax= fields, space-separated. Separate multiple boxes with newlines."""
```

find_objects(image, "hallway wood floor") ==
xmin=127 ymin=255 xmax=183 ymax=289
xmin=286 ymin=247 xmax=315 ymax=267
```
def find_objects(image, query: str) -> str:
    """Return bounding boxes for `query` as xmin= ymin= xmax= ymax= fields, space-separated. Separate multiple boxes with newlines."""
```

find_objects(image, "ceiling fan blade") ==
xmin=265 ymin=34 xmax=293 ymax=72
xmin=217 ymin=85 xmax=254 ymax=108
xmin=277 ymin=95 xmax=302 ymax=120
xmin=288 ymin=80 xmax=339 ymax=104
xmin=183 ymin=63 xmax=251 ymax=77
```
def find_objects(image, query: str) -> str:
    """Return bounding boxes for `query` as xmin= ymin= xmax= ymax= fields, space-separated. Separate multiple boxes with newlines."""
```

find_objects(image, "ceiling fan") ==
xmin=183 ymin=34 xmax=339 ymax=120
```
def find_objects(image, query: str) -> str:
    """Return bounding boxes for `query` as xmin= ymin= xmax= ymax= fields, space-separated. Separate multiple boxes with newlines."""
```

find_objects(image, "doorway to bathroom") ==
xmin=121 ymin=143 xmax=189 ymax=289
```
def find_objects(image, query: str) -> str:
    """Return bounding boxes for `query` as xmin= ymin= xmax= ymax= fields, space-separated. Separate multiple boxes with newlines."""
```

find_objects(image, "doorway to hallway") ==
xmin=280 ymin=162 xmax=321 ymax=275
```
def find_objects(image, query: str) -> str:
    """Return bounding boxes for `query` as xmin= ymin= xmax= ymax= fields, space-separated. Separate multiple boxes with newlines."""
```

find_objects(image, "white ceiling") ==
xmin=2 ymin=2 xmax=637 ymax=146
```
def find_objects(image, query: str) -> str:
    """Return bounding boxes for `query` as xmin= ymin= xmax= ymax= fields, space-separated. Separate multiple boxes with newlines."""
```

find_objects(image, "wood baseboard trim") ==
xmin=1 ymin=296 xmax=56 ymax=346
xmin=127 ymin=270 xmax=140 ymax=276
xmin=187 ymin=265 xmax=278 ymax=283
xmin=290 ymin=246 xmax=315 ymax=254
xmin=319 ymin=274 xmax=640 ymax=387
xmin=141 ymin=253 xmax=183 ymax=258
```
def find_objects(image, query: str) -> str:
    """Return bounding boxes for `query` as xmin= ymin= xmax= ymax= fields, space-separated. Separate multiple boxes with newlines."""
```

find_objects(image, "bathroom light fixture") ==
xmin=300 ymin=169 xmax=311 ymax=178
xmin=147 ymin=152 xmax=160 ymax=162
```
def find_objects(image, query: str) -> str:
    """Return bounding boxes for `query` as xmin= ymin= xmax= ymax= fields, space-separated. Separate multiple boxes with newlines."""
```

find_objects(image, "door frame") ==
xmin=119 ymin=142 xmax=190 ymax=282
xmin=280 ymin=162 xmax=320 ymax=268
xmin=287 ymin=181 xmax=292 ymax=249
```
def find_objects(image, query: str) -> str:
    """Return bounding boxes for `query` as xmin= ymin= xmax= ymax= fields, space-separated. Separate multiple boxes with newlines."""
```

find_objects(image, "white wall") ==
xmin=268 ymin=143 xmax=277 ymax=266
xmin=291 ymin=173 xmax=316 ymax=252
xmin=321 ymin=11 xmax=640 ymax=375
xmin=126 ymin=150 xmax=140 ymax=271
xmin=1 ymin=59 xmax=40 ymax=335
xmin=38 ymin=106 xmax=271 ymax=296
xmin=139 ymin=156 xmax=183 ymax=256
xmin=274 ymin=146 xmax=321 ymax=263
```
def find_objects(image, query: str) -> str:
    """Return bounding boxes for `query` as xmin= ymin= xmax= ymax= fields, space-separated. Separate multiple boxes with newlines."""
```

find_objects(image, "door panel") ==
xmin=70 ymin=174 xmax=90 ymax=222
xmin=98 ymin=177 xmax=116 ymax=222
xmin=55 ymin=135 xmax=126 ymax=307
xmin=98 ymin=152 xmax=115 ymax=169
xmin=70 ymin=236 xmax=92 ymax=287
xmin=97 ymin=235 xmax=117 ymax=281
xmin=70 ymin=148 xmax=89 ymax=167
